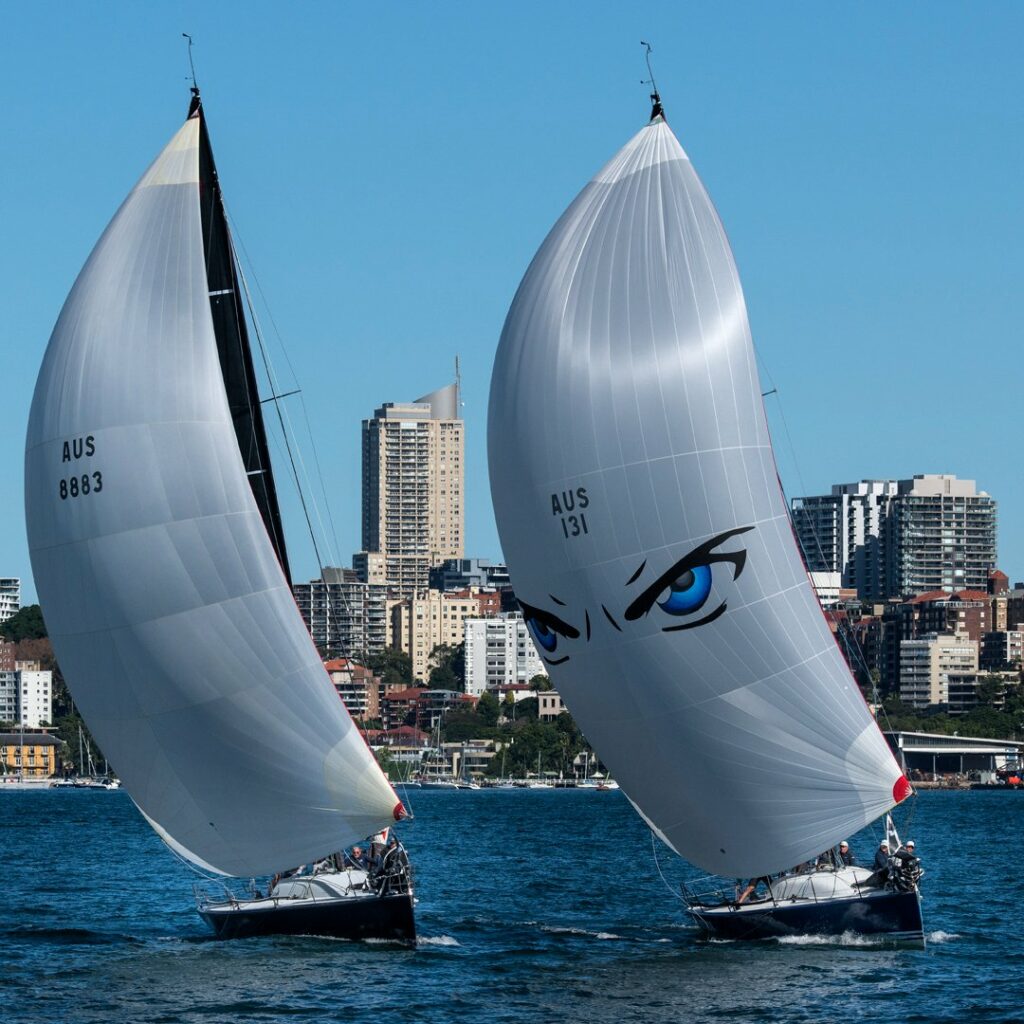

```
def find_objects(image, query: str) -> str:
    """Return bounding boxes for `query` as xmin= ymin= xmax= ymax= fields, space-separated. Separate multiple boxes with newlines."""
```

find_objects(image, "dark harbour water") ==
xmin=2 ymin=789 xmax=1022 ymax=1024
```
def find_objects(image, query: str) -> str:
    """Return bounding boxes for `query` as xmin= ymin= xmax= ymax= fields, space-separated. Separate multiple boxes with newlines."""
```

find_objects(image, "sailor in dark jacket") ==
xmin=873 ymin=841 xmax=890 ymax=872
xmin=838 ymin=840 xmax=856 ymax=866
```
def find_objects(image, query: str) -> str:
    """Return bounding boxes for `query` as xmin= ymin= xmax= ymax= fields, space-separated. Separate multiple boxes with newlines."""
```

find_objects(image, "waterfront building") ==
xmin=442 ymin=739 xmax=497 ymax=779
xmin=538 ymin=690 xmax=565 ymax=721
xmin=899 ymin=633 xmax=978 ymax=708
xmin=388 ymin=588 xmax=483 ymax=682
xmin=792 ymin=475 xmax=996 ymax=600
xmin=0 ymin=578 xmax=20 ymax=623
xmin=463 ymin=612 xmax=547 ymax=696
xmin=0 ymin=732 xmax=59 ymax=778
xmin=323 ymin=658 xmax=381 ymax=722
xmin=292 ymin=568 xmax=388 ymax=660
xmin=884 ymin=730 xmax=1023 ymax=776
xmin=357 ymin=383 xmax=464 ymax=599
xmin=429 ymin=558 xmax=510 ymax=592
xmin=0 ymin=642 xmax=13 ymax=670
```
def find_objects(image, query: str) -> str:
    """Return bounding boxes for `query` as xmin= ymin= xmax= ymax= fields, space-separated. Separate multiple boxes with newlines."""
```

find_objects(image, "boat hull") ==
xmin=199 ymin=891 xmax=415 ymax=944
xmin=688 ymin=888 xmax=923 ymax=944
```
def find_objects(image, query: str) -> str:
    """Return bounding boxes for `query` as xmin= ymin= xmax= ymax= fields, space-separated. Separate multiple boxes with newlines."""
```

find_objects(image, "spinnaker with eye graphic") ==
xmin=488 ymin=76 xmax=923 ymax=941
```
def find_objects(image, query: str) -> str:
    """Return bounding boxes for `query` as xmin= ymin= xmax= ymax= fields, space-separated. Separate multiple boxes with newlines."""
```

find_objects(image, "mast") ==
xmin=187 ymin=89 xmax=293 ymax=585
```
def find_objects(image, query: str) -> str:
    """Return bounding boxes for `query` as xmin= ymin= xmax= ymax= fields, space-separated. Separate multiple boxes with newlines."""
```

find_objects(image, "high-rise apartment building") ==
xmin=463 ymin=613 xmax=547 ymax=696
xmin=292 ymin=568 xmax=389 ymax=660
xmin=792 ymin=481 xmax=897 ymax=602
xmin=892 ymin=475 xmax=996 ymax=597
xmin=0 ymin=578 xmax=20 ymax=623
xmin=357 ymin=383 xmax=463 ymax=598
xmin=16 ymin=670 xmax=52 ymax=729
xmin=792 ymin=475 xmax=996 ymax=601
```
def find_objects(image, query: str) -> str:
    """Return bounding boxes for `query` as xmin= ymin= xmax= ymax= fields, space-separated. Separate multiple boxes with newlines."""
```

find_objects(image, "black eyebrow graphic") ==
xmin=518 ymin=599 xmax=581 ymax=639
xmin=549 ymin=594 xmax=566 ymax=607
xmin=626 ymin=560 xmax=647 ymax=586
xmin=623 ymin=526 xmax=753 ymax=622
xmin=602 ymin=605 xmax=622 ymax=632
xmin=585 ymin=610 xmax=592 ymax=641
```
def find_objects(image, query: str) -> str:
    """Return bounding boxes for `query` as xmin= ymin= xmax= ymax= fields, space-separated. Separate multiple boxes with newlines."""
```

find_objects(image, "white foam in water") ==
xmin=927 ymin=931 xmax=959 ymax=944
xmin=772 ymin=931 xmax=908 ymax=948
xmin=418 ymin=935 xmax=461 ymax=947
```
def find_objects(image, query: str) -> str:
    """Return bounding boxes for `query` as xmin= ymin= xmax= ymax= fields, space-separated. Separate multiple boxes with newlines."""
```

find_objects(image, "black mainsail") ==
xmin=188 ymin=90 xmax=292 ymax=584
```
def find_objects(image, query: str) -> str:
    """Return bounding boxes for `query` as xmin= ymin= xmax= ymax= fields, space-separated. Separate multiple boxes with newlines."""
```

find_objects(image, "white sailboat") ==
xmin=24 ymin=86 xmax=414 ymax=942
xmin=488 ymin=66 xmax=922 ymax=942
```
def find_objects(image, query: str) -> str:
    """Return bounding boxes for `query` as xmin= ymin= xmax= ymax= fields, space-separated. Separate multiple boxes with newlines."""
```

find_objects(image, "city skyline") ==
xmin=3 ymin=3 xmax=1023 ymax=602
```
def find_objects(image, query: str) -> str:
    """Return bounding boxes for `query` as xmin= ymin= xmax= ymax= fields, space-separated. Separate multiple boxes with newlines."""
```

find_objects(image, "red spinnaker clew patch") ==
xmin=393 ymin=801 xmax=407 ymax=821
xmin=892 ymin=775 xmax=913 ymax=803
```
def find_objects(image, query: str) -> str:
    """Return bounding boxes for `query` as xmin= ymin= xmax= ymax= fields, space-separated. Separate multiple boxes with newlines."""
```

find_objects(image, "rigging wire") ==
xmin=756 ymin=352 xmax=901 ymax=744
xmin=223 ymin=220 xmax=345 ymax=564
xmin=232 ymin=245 xmax=327 ymax=575
xmin=224 ymin=214 xmax=416 ymax=819
xmin=650 ymin=831 xmax=687 ymax=903
xmin=181 ymin=33 xmax=198 ymax=91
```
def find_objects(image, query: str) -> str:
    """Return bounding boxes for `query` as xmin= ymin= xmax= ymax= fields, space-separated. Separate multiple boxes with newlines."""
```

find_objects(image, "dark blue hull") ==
xmin=199 ymin=891 xmax=415 ymax=945
xmin=688 ymin=888 xmax=923 ymax=944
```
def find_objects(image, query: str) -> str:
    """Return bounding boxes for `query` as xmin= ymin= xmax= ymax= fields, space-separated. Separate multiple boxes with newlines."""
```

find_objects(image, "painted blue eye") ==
xmin=528 ymin=618 xmax=558 ymax=653
xmin=656 ymin=564 xmax=713 ymax=615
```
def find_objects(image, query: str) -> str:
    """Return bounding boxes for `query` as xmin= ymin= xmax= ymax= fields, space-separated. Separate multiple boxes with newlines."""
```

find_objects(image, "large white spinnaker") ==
xmin=488 ymin=112 xmax=911 ymax=879
xmin=25 ymin=114 xmax=401 ymax=878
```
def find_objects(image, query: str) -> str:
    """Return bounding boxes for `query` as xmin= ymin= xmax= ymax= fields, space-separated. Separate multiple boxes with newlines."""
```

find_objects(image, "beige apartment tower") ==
xmin=357 ymin=382 xmax=464 ymax=597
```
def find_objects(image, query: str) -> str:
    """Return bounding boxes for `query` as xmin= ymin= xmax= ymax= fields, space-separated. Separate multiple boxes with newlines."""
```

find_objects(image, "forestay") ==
xmin=25 ymin=115 xmax=400 ymax=878
xmin=488 ymin=114 xmax=909 ymax=878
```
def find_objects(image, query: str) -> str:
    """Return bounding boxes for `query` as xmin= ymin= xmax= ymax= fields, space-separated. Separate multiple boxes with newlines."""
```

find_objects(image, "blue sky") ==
xmin=2 ymin=2 xmax=1022 ymax=602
